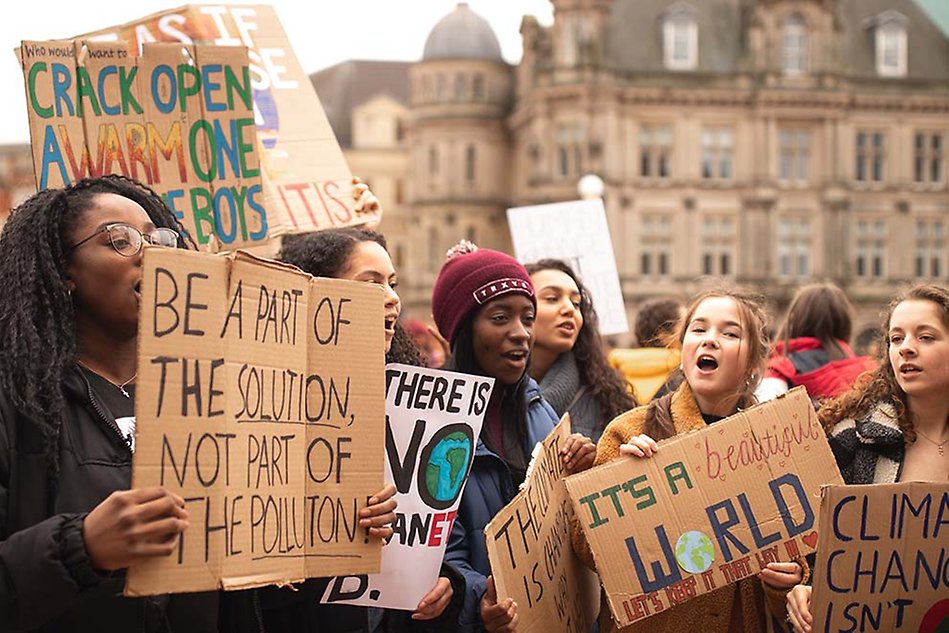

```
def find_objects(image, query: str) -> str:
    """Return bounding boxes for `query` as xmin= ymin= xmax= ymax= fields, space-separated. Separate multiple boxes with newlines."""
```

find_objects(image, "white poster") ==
xmin=321 ymin=364 xmax=493 ymax=610
xmin=507 ymin=199 xmax=629 ymax=336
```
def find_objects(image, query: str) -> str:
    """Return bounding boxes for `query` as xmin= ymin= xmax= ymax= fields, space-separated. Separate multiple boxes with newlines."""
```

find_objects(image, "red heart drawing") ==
xmin=803 ymin=445 xmax=811 ymax=452
xmin=718 ymin=429 xmax=725 ymax=435
xmin=802 ymin=531 xmax=818 ymax=549
xmin=757 ymin=464 xmax=763 ymax=470
xmin=695 ymin=443 xmax=701 ymax=450
xmin=742 ymin=431 xmax=749 ymax=438
xmin=779 ymin=460 xmax=786 ymax=467
xmin=719 ymin=475 xmax=726 ymax=482
xmin=695 ymin=465 xmax=702 ymax=472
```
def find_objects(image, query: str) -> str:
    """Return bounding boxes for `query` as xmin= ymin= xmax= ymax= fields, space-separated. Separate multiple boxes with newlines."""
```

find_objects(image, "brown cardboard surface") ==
xmin=127 ymin=247 xmax=384 ymax=595
xmin=74 ymin=5 xmax=378 ymax=237
xmin=564 ymin=387 xmax=844 ymax=626
xmin=20 ymin=39 xmax=265 ymax=251
xmin=485 ymin=416 xmax=600 ymax=633
xmin=809 ymin=482 xmax=949 ymax=632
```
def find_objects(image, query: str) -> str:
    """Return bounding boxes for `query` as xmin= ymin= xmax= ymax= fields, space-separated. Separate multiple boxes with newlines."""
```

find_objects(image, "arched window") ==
xmin=782 ymin=14 xmax=808 ymax=75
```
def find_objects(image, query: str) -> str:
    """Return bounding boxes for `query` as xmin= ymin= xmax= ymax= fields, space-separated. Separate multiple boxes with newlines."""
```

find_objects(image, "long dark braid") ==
xmin=0 ymin=175 xmax=191 ymax=482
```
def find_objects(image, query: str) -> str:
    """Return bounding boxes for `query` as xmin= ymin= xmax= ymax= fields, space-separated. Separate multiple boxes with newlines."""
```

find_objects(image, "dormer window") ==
xmin=662 ymin=3 xmax=698 ymax=71
xmin=782 ymin=14 xmax=808 ymax=75
xmin=869 ymin=11 xmax=908 ymax=77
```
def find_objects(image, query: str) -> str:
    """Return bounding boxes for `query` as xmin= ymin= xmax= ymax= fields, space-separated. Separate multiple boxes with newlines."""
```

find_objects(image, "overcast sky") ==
xmin=2 ymin=0 xmax=553 ymax=144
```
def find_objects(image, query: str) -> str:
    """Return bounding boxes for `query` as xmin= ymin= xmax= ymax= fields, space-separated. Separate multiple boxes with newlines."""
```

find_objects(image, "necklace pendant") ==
xmin=121 ymin=387 xmax=130 ymax=399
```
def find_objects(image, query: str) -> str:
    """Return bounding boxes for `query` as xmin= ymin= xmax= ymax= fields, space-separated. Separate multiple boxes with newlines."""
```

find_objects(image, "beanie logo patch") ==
xmin=473 ymin=278 xmax=533 ymax=305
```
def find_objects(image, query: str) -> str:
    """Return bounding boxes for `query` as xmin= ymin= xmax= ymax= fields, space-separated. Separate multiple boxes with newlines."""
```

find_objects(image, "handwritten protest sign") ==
xmin=507 ymin=198 xmax=628 ymax=336
xmin=20 ymin=40 xmax=264 ymax=250
xmin=127 ymin=247 xmax=385 ymax=595
xmin=486 ymin=416 xmax=600 ymax=633
xmin=75 ymin=5 xmax=376 ymax=237
xmin=810 ymin=482 xmax=949 ymax=633
xmin=565 ymin=388 xmax=843 ymax=626
xmin=321 ymin=364 xmax=493 ymax=610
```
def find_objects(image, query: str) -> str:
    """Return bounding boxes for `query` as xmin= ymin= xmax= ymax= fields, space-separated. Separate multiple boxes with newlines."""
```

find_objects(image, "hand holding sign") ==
xmin=758 ymin=560 xmax=803 ymax=590
xmin=358 ymin=483 xmax=398 ymax=540
xmin=84 ymin=487 xmax=189 ymax=571
xmin=480 ymin=575 xmax=518 ymax=633
xmin=785 ymin=585 xmax=812 ymax=633
xmin=561 ymin=433 xmax=596 ymax=474
xmin=412 ymin=576 xmax=453 ymax=621
xmin=620 ymin=433 xmax=661 ymax=458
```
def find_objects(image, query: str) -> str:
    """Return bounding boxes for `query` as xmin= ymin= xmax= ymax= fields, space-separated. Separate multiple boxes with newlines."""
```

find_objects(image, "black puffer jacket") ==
xmin=0 ymin=366 xmax=221 ymax=633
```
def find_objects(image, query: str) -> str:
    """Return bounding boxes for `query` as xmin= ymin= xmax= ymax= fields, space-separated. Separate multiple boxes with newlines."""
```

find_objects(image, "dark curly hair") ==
xmin=277 ymin=228 xmax=424 ymax=367
xmin=0 ymin=175 xmax=192 ymax=482
xmin=819 ymin=284 xmax=949 ymax=442
xmin=525 ymin=259 xmax=637 ymax=429
xmin=634 ymin=297 xmax=685 ymax=348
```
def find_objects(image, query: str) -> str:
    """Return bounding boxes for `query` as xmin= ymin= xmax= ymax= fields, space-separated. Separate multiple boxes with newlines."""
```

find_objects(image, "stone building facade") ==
xmin=312 ymin=0 xmax=949 ymax=345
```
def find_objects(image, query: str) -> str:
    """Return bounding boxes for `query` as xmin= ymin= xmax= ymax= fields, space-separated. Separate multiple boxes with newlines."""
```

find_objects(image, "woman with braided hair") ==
xmin=0 ymin=176 xmax=395 ymax=633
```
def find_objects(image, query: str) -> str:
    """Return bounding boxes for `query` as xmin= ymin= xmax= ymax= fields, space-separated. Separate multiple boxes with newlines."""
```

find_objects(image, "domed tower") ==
xmin=406 ymin=3 xmax=515 ymax=295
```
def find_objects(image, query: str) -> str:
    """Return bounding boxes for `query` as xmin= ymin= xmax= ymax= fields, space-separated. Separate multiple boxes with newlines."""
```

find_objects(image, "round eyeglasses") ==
xmin=68 ymin=223 xmax=179 ymax=257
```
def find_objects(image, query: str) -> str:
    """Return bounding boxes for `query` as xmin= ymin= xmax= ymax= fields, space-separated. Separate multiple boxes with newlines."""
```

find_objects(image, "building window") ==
xmin=700 ymin=216 xmax=735 ymax=276
xmin=436 ymin=74 xmax=449 ymax=101
xmin=874 ymin=14 xmax=908 ymax=77
xmin=701 ymin=127 xmax=734 ymax=181
xmin=455 ymin=74 xmax=467 ymax=101
xmin=428 ymin=145 xmax=439 ymax=176
xmin=640 ymin=125 xmax=672 ymax=179
xmin=855 ymin=131 xmax=886 ymax=183
xmin=429 ymin=226 xmax=440 ymax=269
xmin=556 ymin=125 xmax=584 ymax=180
xmin=855 ymin=219 xmax=886 ymax=279
xmin=779 ymin=128 xmax=810 ymax=183
xmin=915 ymin=219 xmax=945 ymax=279
xmin=782 ymin=14 xmax=808 ymax=75
xmin=465 ymin=145 xmax=476 ymax=183
xmin=640 ymin=214 xmax=673 ymax=277
xmin=472 ymin=74 xmax=485 ymax=100
xmin=777 ymin=217 xmax=811 ymax=278
xmin=914 ymin=132 xmax=944 ymax=185
xmin=662 ymin=3 xmax=698 ymax=71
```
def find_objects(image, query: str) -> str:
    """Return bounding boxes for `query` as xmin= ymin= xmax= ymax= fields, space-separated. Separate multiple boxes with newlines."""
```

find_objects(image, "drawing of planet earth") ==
xmin=674 ymin=530 xmax=715 ymax=574
xmin=425 ymin=431 xmax=472 ymax=504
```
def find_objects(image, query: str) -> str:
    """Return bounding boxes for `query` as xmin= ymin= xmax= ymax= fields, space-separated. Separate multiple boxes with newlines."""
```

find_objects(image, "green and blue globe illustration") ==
xmin=424 ymin=431 xmax=472 ymax=505
xmin=674 ymin=530 xmax=715 ymax=574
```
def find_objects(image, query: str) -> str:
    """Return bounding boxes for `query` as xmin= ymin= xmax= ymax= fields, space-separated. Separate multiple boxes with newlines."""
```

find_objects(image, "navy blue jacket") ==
xmin=443 ymin=378 xmax=558 ymax=632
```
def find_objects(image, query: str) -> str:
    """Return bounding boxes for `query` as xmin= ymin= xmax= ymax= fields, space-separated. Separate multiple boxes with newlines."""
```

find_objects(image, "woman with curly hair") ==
xmin=0 ymin=175 xmax=213 ymax=632
xmin=275 ymin=227 xmax=460 ymax=633
xmin=784 ymin=284 xmax=949 ymax=633
xmin=524 ymin=259 xmax=636 ymax=443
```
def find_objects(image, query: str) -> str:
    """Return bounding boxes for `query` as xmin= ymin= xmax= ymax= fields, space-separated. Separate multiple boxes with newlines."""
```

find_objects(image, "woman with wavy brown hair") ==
xmin=525 ymin=259 xmax=636 ymax=443
xmin=784 ymin=284 xmax=949 ymax=633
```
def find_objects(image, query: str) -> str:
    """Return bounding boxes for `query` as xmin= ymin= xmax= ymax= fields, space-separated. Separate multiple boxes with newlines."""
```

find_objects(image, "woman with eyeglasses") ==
xmin=0 ymin=175 xmax=218 ymax=632
xmin=0 ymin=176 xmax=395 ymax=633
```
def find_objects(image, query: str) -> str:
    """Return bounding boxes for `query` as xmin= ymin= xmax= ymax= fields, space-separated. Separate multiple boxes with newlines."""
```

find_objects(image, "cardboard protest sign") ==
xmin=74 ymin=5 xmax=377 ymax=237
xmin=565 ymin=387 xmax=844 ymax=627
xmin=810 ymin=482 xmax=949 ymax=633
xmin=485 ymin=415 xmax=601 ymax=633
xmin=128 ymin=247 xmax=385 ymax=595
xmin=20 ymin=40 xmax=265 ymax=250
xmin=507 ymin=199 xmax=628 ymax=336
xmin=321 ymin=364 xmax=493 ymax=610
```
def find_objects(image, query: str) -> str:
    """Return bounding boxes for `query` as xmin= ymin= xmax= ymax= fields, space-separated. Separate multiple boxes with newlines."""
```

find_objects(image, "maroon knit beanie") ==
xmin=431 ymin=243 xmax=535 ymax=347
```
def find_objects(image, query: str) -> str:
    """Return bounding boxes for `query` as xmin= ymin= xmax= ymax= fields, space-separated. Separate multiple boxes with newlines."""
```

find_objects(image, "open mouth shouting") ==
xmin=695 ymin=354 xmax=719 ymax=373
xmin=384 ymin=313 xmax=398 ymax=338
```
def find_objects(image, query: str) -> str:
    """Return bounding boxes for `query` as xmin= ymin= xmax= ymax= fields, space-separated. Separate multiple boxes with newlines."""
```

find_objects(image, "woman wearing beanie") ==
xmin=431 ymin=242 xmax=596 ymax=633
